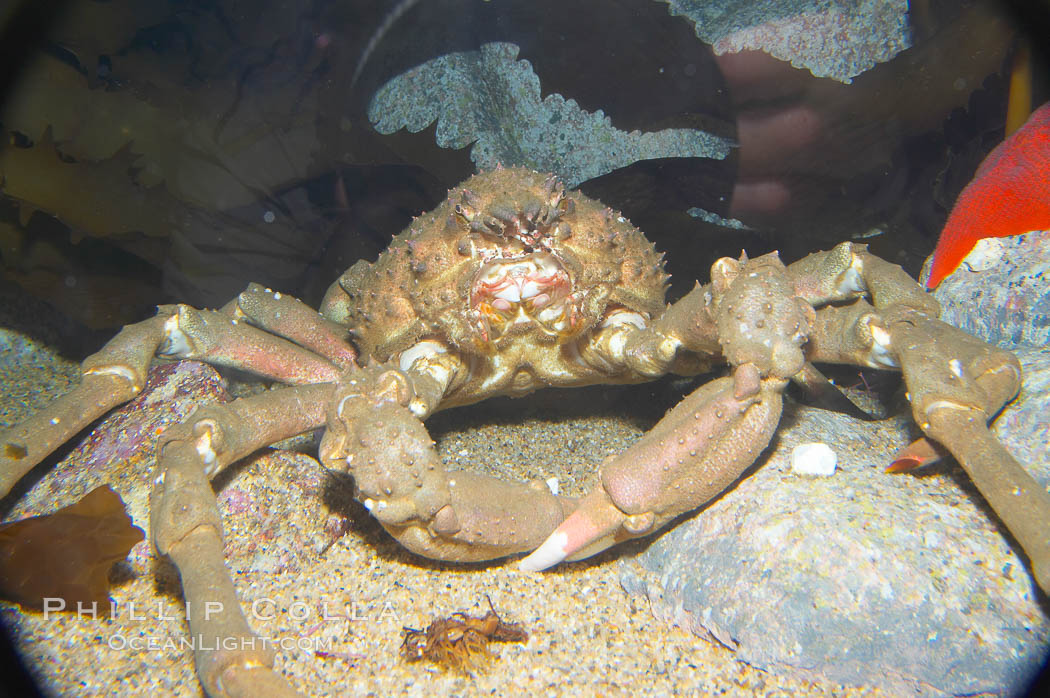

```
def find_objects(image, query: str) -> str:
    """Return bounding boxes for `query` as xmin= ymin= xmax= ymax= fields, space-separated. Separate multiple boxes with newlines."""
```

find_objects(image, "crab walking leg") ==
xmin=926 ymin=410 xmax=1050 ymax=592
xmin=1 ymin=299 xmax=346 ymax=498
xmin=885 ymin=309 xmax=1050 ymax=594
xmin=805 ymin=292 xmax=1050 ymax=593
xmin=521 ymin=364 xmax=784 ymax=571
xmin=802 ymin=301 xmax=901 ymax=369
xmin=787 ymin=241 xmax=941 ymax=318
xmin=319 ymin=367 xmax=575 ymax=561
xmin=0 ymin=315 xmax=168 ymax=497
xmin=151 ymin=383 xmax=331 ymax=698
xmin=159 ymin=304 xmax=343 ymax=384
xmin=220 ymin=283 xmax=358 ymax=369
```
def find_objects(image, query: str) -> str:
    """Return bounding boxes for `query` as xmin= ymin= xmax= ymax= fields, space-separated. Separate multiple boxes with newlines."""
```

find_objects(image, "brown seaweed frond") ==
xmin=401 ymin=596 xmax=528 ymax=673
xmin=0 ymin=485 xmax=144 ymax=610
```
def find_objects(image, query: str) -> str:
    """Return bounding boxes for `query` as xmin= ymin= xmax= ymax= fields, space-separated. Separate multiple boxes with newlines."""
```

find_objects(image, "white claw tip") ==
xmin=518 ymin=531 xmax=569 ymax=572
xmin=545 ymin=477 xmax=559 ymax=496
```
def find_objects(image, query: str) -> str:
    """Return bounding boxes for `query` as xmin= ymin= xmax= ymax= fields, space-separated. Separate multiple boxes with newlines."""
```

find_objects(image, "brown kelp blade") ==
xmin=0 ymin=485 xmax=144 ymax=609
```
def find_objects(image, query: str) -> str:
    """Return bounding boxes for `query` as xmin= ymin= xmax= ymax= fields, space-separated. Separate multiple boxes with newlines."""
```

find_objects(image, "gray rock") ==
xmin=930 ymin=230 xmax=1050 ymax=351
xmin=662 ymin=0 xmax=911 ymax=83
xmin=992 ymin=345 xmax=1050 ymax=488
xmin=621 ymin=393 xmax=1049 ymax=695
xmin=622 ymin=227 xmax=1050 ymax=694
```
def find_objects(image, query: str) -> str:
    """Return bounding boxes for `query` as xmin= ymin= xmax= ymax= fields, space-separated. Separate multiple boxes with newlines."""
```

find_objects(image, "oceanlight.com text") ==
xmin=105 ymin=633 xmax=334 ymax=654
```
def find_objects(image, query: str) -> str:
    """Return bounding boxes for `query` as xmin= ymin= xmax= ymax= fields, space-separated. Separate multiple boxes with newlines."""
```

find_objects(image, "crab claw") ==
xmin=521 ymin=363 xmax=785 ymax=571
xmin=322 ymin=365 xmax=577 ymax=562
xmin=518 ymin=489 xmax=627 ymax=571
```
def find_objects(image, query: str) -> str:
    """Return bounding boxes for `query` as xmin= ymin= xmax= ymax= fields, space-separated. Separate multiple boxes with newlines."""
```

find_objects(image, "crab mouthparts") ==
xmin=471 ymin=252 xmax=575 ymax=339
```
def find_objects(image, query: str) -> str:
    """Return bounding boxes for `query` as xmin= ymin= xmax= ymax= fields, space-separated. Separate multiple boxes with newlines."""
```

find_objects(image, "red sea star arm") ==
xmin=925 ymin=101 xmax=1050 ymax=290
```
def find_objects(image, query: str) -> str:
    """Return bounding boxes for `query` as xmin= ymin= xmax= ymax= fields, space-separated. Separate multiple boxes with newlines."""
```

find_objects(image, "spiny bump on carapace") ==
xmin=460 ymin=188 xmax=482 ymax=208
xmin=488 ymin=203 xmax=519 ymax=224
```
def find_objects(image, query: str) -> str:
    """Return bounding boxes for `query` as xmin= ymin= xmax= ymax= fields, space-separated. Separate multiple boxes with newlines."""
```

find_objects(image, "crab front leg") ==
xmin=319 ymin=357 xmax=576 ymax=562
xmin=790 ymin=243 xmax=1050 ymax=593
xmin=522 ymin=252 xmax=813 ymax=570
xmin=151 ymin=383 xmax=332 ymax=697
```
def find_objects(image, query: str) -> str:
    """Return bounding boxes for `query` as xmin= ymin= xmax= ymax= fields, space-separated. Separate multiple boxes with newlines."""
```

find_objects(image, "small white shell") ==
xmin=790 ymin=442 xmax=837 ymax=476
xmin=545 ymin=477 xmax=560 ymax=496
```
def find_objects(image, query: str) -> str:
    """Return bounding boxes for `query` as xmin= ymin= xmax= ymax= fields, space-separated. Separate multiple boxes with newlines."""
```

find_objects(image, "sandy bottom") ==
xmin=0 ymin=318 xmax=887 ymax=697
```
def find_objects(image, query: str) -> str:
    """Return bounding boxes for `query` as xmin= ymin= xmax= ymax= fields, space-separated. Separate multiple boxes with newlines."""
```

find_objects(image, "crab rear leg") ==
xmin=151 ymin=383 xmax=331 ymax=697
xmin=1 ymin=290 xmax=350 ymax=498
xmin=792 ymin=242 xmax=1050 ymax=593
xmin=0 ymin=314 xmax=168 ymax=497
xmin=319 ymin=365 xmax=576 ymax=562
xmin=885 ymin=308 xmax=1050 ymax=593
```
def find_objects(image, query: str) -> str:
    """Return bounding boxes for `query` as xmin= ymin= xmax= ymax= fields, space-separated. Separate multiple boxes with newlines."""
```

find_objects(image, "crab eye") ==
xmin=453 ymin=203 xmax=475 ymax=226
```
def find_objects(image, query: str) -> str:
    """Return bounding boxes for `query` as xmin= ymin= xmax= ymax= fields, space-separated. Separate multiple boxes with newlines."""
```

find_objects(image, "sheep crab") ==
xmin=2 ymin=167 xmax=1046 ymax=697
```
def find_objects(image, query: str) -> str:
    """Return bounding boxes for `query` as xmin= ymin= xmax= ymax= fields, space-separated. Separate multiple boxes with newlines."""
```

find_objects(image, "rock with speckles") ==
xmin=988 ymin=345 xmax=1050 ymax=486
xmin=663 ymin=0 xmax=911 ymax=84
xmin=623 ymin=231 xmax=1050 ymax=695
xmin=620 ymin=393 xmax=1050 ymax=695
xmin=930 ymin=230 xmax=1050 ymax=350
xmin=368 ymin=42 xmax=731 ymax=188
